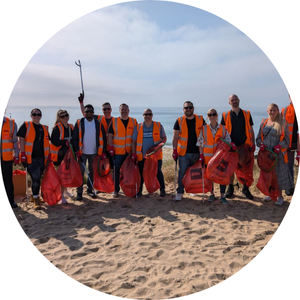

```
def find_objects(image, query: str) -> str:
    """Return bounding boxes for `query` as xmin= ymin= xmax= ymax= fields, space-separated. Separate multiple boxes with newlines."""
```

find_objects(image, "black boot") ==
xmin=225 ymin=184 xmax=234 ymax=198
xmin=242 ymin=185 xmax=254 ymax=200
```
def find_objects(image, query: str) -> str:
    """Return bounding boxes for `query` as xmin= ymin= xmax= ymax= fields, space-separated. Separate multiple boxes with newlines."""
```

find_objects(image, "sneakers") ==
xmin=10 ymin=201 xmax=18 ymax=209
xmin=285 ymin=188 xmax=294 ymax=196
xmin=76 ymin=193 xmax=83 ymax=201
xmin=242 ymin=186 xmax=254 ymax=200
xmin=220 ymin=197 xmax=228 ymax=205
xmin=87 ymin=189 xmax=97 ymax=198
xmin=174 ymin=193 xmax=182 ymax=201
xmin=208 ymin=194 xmax=215 ymax=203
xmin=64 ymin=189 xmax=74 ymax=198
xmin=113 ymin=191 xmax=119 ymax=198
xmin=225 ymin=184 xmax=234 ymax=198
xmin=264 ymin=196 xmax=272 ymax=202
xmin=275 ymin=197 xmax=284 ymax=206
xmin=159 ymin=190 xmax=166 ymax=197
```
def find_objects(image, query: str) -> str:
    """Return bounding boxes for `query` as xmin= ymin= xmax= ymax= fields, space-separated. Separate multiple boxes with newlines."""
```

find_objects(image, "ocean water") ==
xmin=4 ymin=105 xmax=269 ymax=149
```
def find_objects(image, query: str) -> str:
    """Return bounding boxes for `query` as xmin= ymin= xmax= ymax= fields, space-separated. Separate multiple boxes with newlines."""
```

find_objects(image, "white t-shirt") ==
xmin=82 ymin=118 xmax=97 ymax=154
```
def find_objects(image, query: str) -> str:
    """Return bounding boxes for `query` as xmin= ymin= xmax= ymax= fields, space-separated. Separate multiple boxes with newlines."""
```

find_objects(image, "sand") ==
xmin=12 ymin=148 xmax=293 ymax=300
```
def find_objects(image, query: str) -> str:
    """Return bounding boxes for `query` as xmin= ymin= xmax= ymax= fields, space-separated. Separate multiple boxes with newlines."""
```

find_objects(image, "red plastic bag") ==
xmin=143 ymin=143 xmax=164 ymax=193
xmin=182 ymin=161 xmax=213 ymax=193
xmin=256 ymin=169 xmax=280 ymax=201
xmin=235 ymin=144 xmax=254 ymax=187
xmin=93 ymin=156 xmax=114 ymax=193
xmin=257 ymin=148 xmax=277 ymax=172
xmin=205 ymin=139 xmax=238 ymax=185
xmin=41 ymin=162 xmax=61 ymax=205
xmin=13 ymin=170 xmax=26 ymax=175
xmin=120 ymin=154 xmax=140 ymax=197
xmin=57 ymin=148 xmax=83 ymax=187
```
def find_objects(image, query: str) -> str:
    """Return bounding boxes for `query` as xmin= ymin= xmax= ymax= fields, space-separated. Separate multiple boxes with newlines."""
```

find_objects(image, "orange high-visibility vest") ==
xmin=112 ymin=117 xmax=137 ymax=155
xmin=136 ymin=121 xmax=162 ymax=161
xmin=24 ymin=121 xmax=50 ymax=164
xmin=50 ymin=123 xmax=74 ymax=162
xmin=177 ymin=114 xmax=204 ymax=156
xmin=76 ymin=119 xmax=104 ymax=155
xmin=202 ymin=124 xmax=227 ymax=165
xmin=282 ymin=104 xmax=296 ymax=148
xmin=97 ymin=115 xmax=114 ymax=151
xmin=222 ymin=110 xmax=253 ymax=147
xmin=1 ymin=117 xmax=16 ymax=161
xmin=260 ymin=118 xmax=288 ymax=163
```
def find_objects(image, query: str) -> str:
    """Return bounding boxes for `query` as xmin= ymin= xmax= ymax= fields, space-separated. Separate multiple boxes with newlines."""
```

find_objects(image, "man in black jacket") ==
xmin=73 ymin=104 xmax=107 ymax=200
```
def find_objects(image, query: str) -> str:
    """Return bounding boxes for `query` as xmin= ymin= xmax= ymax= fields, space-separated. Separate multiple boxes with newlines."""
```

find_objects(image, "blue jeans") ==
xmin=177 ymin=153 xmax=199 ymax=194
xmin=114 ymin=153 xmax=129 ymax=192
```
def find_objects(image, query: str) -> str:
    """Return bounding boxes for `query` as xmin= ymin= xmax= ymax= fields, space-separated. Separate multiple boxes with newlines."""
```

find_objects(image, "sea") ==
xmin=4 ymin=105 xmax=268 ymax=152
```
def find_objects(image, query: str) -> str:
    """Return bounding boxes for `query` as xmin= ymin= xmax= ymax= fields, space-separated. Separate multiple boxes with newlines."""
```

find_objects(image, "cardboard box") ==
xmin=13 ymin=173 xmax=27 ymax=196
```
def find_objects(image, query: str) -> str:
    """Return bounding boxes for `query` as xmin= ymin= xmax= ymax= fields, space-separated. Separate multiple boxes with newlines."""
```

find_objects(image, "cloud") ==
xmin=8 ymin=3 xmax=288 ymax=108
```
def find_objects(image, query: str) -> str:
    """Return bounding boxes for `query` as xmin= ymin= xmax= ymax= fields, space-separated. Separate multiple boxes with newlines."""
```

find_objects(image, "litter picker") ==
xmin=75 ymin=60 xmax=84 ymax=97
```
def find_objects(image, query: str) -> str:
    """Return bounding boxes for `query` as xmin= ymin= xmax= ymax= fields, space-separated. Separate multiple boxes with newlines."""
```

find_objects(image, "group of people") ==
xmin=1 ymin=93 xmax=298 ymax=210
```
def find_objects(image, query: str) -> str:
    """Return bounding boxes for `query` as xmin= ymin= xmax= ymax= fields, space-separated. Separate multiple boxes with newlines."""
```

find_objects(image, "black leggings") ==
xmin=27 ymin=157 xmax=45 ymax=196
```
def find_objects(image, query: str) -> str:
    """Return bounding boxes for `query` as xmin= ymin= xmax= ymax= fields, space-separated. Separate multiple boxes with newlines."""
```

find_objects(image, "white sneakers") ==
xmin=64 ymin=189 xmax=74 ymax=198
xmin=275 ymin=197 xmax=284 ymax=206
xmin=175 ymin=193 xmax=183 ymax=201
xmin=264 ymin=196 xmax=272 ymax=202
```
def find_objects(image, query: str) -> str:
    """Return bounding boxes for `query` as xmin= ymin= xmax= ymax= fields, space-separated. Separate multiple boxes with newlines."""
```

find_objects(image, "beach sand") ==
xmin=12 ymin=148 xmax=294 ymax=299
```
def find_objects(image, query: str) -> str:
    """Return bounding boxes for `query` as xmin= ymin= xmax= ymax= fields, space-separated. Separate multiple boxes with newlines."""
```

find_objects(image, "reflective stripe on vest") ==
xmin=1 ymin=118 xmax=15 ymax=161
xmin=177 ymin=114 xmax=203 ymax=156
xmin=136 ymin=121 xmax=162 ymax=161
xmin=222 ymin=110 xmax=253 ymax=147
xmin=113 ymin=117 xmax=137 ymax=155
xmin=202 ymin=125 xmax=226 ymax=165
xmin=24 ymin=121 xmax=50 ymax=164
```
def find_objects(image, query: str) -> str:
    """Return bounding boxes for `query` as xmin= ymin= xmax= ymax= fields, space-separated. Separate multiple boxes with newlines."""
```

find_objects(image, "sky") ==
xmin=7 ymin=0 xmax=290 ymax=109
xmin=1 ymin=1 xmax=300 ymax=300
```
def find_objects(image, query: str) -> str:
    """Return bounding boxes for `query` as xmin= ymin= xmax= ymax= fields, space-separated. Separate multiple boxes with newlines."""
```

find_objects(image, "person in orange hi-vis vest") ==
xmin=17 ymin=108 xmax=50 ymax=210
xmin=108 ymin=103 xmax=138 ymax=198
xmin=1 ymin=116 xmax=20 ymax=209
xmin=132 ymin=108 xmax=167 ymax=197
xmin=256 ymin=103 xmax=294 ymax=206
xmin=281 ymin=94 xmax=299 ymax=196
xmin=221 ymin=94 xmax=255 ymax=200
xmin=50 ymin=109 xmax=74 ymax=204
xmin=78 ymin=93 xmax=114 ymax=166
xmin=197 ymin=108 xmax=232 ymax=205
xmin=73 ymin=104 xmax=107 ymax=200
xmin=172 ymin=101 xmax=206 ymax=201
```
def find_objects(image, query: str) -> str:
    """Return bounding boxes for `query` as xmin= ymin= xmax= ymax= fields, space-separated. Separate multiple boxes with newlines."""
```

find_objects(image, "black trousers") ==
xmin=27 ymin=157 xmax=45 ymax=196
xmin=1 ymin=158 xmax=14 ymax=204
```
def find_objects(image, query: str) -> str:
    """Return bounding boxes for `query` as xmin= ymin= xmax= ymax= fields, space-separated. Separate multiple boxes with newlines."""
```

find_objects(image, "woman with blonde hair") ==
xmin=50 ymin=109 xmax=74 ymax=203
xmin=256 ymin=103 xmax=294 ymax=205
xmin=197 ymin=108 xmax=231 ymax=204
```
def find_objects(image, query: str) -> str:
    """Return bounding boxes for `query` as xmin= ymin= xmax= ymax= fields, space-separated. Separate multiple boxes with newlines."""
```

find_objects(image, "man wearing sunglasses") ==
xmin=132 ymin=108 xmax=167 ymax=197
xmin=73 ymin=104 xmax=107 ymax=200
xmin=108 ymin=103 xmax=138 ymax=198
xmin=172 ymin=101 xmax=206 ymax=201
xmin=221 ymin=94 xmax=255 ymax=200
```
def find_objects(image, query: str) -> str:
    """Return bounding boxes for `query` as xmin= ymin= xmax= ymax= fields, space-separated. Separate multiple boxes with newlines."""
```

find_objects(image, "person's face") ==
xmin=267 ymin=106 xmax=279 ymax=119
xmin=120 ymin=105 xmax=129 ymax=118
xmin=102 ymin=105 xmax=112 ymax=117
xmin=84 ymin=107 xmax=94 ymax=121
xmin=31 ymin=109 xmax=42 ymax=123
xmin=207 ymin=110 xmax=218 ymax=123
xmin=229 ymin=95 xmax=240 ymax=109
xmin=183 ymin=103 xmax=194 ymax=117
xmin=59 ymin=112 xmax=69 ymax=124
xmin=143 ymin=109 xmax=153 ymax=121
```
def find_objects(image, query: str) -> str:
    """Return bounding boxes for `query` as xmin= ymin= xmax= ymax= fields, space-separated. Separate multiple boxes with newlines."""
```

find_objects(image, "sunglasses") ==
xmin=143 ymin=113 xmax=153 ymax=116
xmin=60 ymin=114 xmax=69 ymax=118
xmin=207 ymin=113 xmax=217 ymax=117
xmin=84 ymin=110 xmax=94 ymax=114
xmin=184 ymin=106 xmax=194 ymax=110
xmin=103 ymin=108 xmax=111 ymax=111
xmin=32 ymin=113 xmax=42 ymax=117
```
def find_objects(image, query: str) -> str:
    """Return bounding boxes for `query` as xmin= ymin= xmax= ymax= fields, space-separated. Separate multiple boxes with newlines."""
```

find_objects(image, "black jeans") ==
xmin=77 ymin=153 xmax=96 ymax=194
xmin=27 ymin=157 xmax=45 ymax=196
xmin=138 ymin=159 xmax=165 ymax=193
xmin=1 ymin=158 xmax=14 ymax=203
